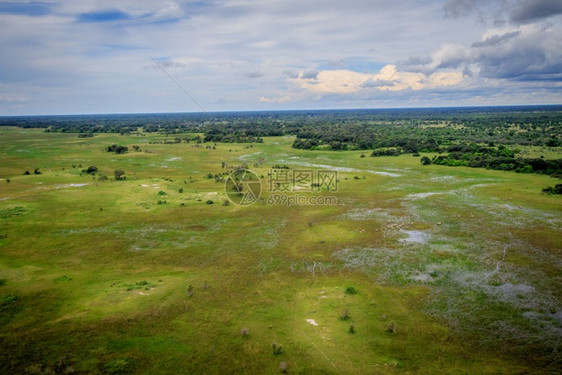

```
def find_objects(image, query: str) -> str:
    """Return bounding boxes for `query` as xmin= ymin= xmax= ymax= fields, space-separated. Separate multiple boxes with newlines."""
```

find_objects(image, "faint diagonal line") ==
xmin=149 ymin=56 xmax=207 ymax=112
xmin=359 ymin=55 xmax=414 ymax=110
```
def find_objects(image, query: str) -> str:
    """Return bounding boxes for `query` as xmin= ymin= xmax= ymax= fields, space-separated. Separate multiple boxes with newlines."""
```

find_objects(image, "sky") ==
xmin=0 ymin=0 xmax=561 ymax=115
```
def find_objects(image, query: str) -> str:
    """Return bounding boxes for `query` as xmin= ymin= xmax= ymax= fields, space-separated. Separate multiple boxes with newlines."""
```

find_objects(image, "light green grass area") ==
xmin=0 ymin=128 xmax=561 ymax=373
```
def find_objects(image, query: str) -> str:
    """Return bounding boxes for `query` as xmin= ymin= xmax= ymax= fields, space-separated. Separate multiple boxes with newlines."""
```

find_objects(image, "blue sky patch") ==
xmin=77 ymin=10 xmax=131 ymax=23
xmin=0 ymin=2 xmax=51 ymax=16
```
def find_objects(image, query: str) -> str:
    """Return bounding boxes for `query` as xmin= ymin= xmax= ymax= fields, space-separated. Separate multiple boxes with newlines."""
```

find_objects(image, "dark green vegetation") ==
xmin=0 ymin=107 xmax=561 ymax=374
xmin=543 ymin=184 xmax=562 ymax=195
xmin=1 ymin=106 xmax=560 ymax=149
xmin=424 ymin=144 xmax=562 ymax=176
xmin=106 ymin=144 xmax=129 ymax=154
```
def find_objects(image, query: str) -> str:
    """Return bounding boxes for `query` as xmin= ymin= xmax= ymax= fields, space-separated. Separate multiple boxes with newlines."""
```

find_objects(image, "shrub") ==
xmin=0 ymin=295 xmax=18 ymax=310
xmin=371 ymin=148 xmax=401 ymax=157
xmin=546 ymin=139 xmax=559 ymax=147
xmin=187 ymin=284 xmax=194 ymax=298
xmin=222 ymin=199 xmax=230 ymax=206
xmin=0 ymin=206 xmax=24 ymax=218
xmin=349 ymin=324 xmax=355 ymax=334
xmin=279 ymin=361 xmax=288 ymax=373
xmin=98 ymin=175 xmax=108 ymax=181
xmin=345 ymin=286 xmax=358 ymax=295
xmin=83 ymin=165 xmax=98 ymax=175
xmin=206 ymin=200 xmax=214 ymax=205
xmin=158 ymin=191 xmax=166 ymax=196
xmin=340 ymin=308 xmax=350 ymax=321
xmin=516 ymin=165 xmax=533 ymax=173
xmin=114 ymin=170 xmax=126 ymax=180
xmin=179 ymin=187 xmax=184 ymax=193
xmin=5 ymin=179 xmax=9 ymax=184
xmin=241 ymin=327 xmax=250 ymax=337
xmin=34 ymin=168 xmax=41 ymax=175
xmin=106 ymin=144 xmax=128 ymax=154
xmin=420 ymin=156 xmax=431 ymax=165
xmin=125 ymin=280 xmax=152 ymax=291
xmin=543 ymin=184 xmax=562 ymax=195
xmin=23 ymin=170 xmax=30 ymax=175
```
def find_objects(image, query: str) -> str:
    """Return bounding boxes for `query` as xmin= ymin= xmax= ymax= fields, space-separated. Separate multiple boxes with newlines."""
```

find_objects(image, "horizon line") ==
xmin=1 ymin=103 xmax=562 ymax=118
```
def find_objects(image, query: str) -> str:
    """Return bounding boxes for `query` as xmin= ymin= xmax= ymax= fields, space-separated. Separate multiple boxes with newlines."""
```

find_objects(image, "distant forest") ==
xmin=1 ymin=106 xmax=561 ymax=176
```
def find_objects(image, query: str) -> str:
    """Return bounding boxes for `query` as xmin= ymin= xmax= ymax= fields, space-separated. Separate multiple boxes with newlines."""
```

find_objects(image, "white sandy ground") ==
xmin=53 ymin=183 xmax=90 ymax=188
xmin=237 ymin=152 xmax=263 ymax=161
xmin=399 ymin=229 xmax=431 ymax=244
xmin=306 ymin=319 xmax=318 ymax=326
xmin=277 ymin=160 xmax=402 ymax=177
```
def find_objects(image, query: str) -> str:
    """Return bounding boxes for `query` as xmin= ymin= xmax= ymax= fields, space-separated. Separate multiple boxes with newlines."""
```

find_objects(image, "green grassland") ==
xmin=0 ymin=127 xmax=561 ymax=374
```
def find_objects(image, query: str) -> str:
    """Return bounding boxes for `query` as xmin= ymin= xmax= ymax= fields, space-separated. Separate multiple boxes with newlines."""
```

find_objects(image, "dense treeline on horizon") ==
xmin=0 ymin=106 xmax=560 ymax=150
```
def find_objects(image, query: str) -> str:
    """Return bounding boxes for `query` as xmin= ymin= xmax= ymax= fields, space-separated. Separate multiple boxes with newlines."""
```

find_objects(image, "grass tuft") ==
xmin=386 ymin=322 xmax=397 ymax=334
xmin=0 ymin=206 xmax=24 ymax=219
xmin=272 ymin=342 xmax=283 ymax=355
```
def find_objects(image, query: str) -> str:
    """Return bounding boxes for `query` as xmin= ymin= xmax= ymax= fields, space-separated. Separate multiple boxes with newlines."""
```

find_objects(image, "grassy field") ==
xmin=0 ymin=127 xmax=561 ymax=374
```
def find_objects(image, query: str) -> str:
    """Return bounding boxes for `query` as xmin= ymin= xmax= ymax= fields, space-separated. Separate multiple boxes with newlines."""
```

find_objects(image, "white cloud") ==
xmin=290 ymin=65 xmax=464 ymax=95
xmin=258 ymin=95 xmax=293 ymax=103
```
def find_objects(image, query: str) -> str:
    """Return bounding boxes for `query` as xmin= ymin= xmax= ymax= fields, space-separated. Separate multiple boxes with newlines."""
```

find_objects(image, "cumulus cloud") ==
xmin=301 ymin=70 xmax=318 ymax=80
xmin=472 ymin=30 xmax=520 ymax=47
xmin=404 ymin=21 xmax=562 ymax=83
xmin=444 ymin=0 xmax=509 ymax=24
xmin=509 ymin=0 xmax=562 ymax=24
xmin=444 ymin=0 xmax=483 ymax=18
xmin=360 ymin=78 xmax=395 ymax=88
xmin=444 ymin=0 xmax=562 ymax=24
xmin=404 ymin=44 xmax=471 ymax=75
xmin=475 ymin=25 xmax=562 ymax=80
xmin=259 ymin=95 xmax=292 ymax=103
xmin=290 ymin=65 xmax=464 ymax=95
xmin=282 ymin=70 xmax=299 ymax=79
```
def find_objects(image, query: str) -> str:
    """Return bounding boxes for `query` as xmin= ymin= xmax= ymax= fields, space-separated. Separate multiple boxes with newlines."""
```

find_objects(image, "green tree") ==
xmin=83 ymin=166 xmax=98 ymax=175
